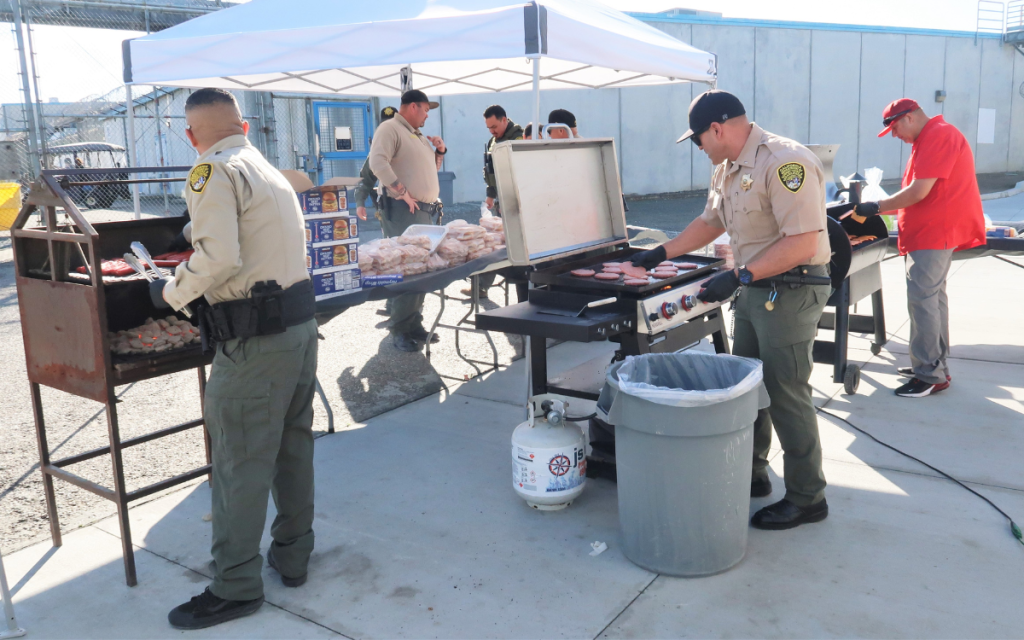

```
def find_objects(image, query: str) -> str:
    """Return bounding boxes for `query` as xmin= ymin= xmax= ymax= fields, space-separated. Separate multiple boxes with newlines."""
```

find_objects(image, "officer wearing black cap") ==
xmin=368 ymin=89 xmax=447 ymax=352
xmin=547 ymin=109 xmax=578 ymax=139
xmin=631 ymin=90 xmax=833 ymax=531
xmin=354 ymin=105 xmax=397 ymax=223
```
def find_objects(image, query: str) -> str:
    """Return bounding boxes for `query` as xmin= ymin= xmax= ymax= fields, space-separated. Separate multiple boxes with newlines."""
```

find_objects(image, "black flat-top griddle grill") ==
xmin=474 ymin=139 xmax=733 ymax=480
xmin=479 ymin=245 xmax=726 ymax=346
xmin=530 ymin=246 xmax=721 ymax=296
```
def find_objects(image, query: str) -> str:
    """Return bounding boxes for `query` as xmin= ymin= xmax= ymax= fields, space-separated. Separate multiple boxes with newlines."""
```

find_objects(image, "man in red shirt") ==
xmin=849 ymin=98 xmax=985 ymax=397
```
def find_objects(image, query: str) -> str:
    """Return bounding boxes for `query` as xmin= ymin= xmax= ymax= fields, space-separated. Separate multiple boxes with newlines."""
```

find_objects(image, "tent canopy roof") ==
xmin=124 ymin=0 xmax=717 ymax=96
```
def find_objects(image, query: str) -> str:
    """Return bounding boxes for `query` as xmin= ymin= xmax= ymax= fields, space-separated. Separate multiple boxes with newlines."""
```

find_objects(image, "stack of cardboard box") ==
xmin=295 ymin=179 xmax=362 ymax=301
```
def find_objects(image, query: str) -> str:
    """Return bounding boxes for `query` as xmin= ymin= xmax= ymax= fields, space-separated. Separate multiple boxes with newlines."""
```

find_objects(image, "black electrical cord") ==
xmin=565 ymin=412 xmax=597 ymax=422
xmin=816 ymin=406 xmax=1024 ymax=547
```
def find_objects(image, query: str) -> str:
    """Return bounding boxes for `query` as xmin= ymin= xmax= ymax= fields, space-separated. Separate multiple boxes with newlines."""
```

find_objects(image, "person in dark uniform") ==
xmin=630 ymin=90 xmax=832 ymax=530
xmin=157 ymin=88 xmax=318 ymax=629
xmin=354 ymin=105 xmax=397 ymax=223
xmin=467 ymin=104 xmax=523 ymax=298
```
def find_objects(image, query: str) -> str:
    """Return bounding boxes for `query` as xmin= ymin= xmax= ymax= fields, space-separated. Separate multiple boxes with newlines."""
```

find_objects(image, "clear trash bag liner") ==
xmin=862 ymin=167 xmax=889 ymax=201
xmin=614 ymin=352 xmax=764 ymax=408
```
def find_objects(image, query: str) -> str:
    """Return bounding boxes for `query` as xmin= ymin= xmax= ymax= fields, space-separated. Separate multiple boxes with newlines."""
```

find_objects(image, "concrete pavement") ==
xmin=3 ymin=250 xmax=1023 ymax=638
xmin=984 ymin=189 xmax=1024 ymax=222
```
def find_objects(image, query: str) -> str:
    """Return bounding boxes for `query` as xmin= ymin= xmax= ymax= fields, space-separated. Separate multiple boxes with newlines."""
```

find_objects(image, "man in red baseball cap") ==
xmin=852 ymin=98 xmax=985 ymax=398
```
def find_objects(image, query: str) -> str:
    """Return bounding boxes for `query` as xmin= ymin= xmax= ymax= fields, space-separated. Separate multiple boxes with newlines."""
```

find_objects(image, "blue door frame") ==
xmin=312 ymin=101 xmax=372 ymax=185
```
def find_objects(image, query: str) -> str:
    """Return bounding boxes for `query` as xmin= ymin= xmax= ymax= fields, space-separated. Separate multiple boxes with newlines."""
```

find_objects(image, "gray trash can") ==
xmin=437 ymin=171 xmax=456 ymax=207
xmin=597 ymin=352 xmax=769 ymax=577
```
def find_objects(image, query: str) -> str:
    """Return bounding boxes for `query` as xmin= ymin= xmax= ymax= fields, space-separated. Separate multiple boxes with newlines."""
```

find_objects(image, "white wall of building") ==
xmin=431 ymin=16 xmax=1022 ymax=203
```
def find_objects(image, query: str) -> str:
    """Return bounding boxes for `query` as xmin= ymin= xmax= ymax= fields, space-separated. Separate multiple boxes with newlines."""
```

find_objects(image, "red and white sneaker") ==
xmin=894 ymin=377 xmax=950 ymax=398
xmin=897 ymin=367 xmax=951 ymax=382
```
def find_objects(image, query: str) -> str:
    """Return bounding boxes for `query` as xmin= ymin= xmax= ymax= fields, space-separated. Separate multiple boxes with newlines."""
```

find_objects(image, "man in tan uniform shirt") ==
xmin=630 ymin=91 xmax=832 ymax=531
xmin=369 ymin=89 xmax=447 ymax=352
xmin=154 ymin=89 xmax=318 ymax=630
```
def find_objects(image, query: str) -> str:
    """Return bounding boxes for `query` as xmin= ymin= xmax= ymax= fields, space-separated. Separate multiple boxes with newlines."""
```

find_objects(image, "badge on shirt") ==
xmin=777 ymin=163 xmax=805 ymax=193
xmin=189 ymin=163 xmax=212 ymax=194
xmin=740 ymin=174 xmax=753 ymax=191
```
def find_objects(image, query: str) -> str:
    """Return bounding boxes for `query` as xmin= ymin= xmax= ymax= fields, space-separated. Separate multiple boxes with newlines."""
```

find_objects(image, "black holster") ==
xmin=197 ymin=279 xmax=315 ymax=352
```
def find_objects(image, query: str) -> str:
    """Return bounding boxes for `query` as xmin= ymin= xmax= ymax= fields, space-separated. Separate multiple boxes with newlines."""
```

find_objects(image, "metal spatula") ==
xmin=537 ymin=296 xmax=617 ymax=318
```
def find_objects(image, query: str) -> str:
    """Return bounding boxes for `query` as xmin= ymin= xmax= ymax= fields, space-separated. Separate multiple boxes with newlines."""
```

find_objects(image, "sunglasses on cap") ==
xmin=882 ymin=109 xmax=913 ymax=127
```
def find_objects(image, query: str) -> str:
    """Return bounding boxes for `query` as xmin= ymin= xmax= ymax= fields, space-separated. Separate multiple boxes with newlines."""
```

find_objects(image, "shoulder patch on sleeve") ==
xmin=777 ymin=162 xmax=805 ymax=193
xmin=188 ymin=163 xmax=213 ymax=194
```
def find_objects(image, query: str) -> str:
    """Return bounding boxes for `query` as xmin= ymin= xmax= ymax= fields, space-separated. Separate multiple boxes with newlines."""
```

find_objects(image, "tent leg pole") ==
xmin=125 ymin=84 xmax=141 ymax=220
xmin=531 ymin=57 xmax=541 ymax=138
xmin=0 ymin=548 xmax=26 ymax=638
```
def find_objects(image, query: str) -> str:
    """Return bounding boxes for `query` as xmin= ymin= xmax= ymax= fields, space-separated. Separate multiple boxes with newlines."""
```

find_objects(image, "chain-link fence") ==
xmin=1 ymin=0 xmax=376 ymax=218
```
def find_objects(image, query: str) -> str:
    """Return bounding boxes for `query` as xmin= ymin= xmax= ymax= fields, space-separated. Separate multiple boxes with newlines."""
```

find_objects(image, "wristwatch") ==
xmin=737 ymin=266 xmax=754 ymax=286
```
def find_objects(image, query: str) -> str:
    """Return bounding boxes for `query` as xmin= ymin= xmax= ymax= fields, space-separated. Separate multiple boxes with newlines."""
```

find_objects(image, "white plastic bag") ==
xmin=614 ymin=352 xmax=763 ymax=408
xmin=862 ymin=167 xmax=889 ymax=202
xmin=862 ymin=167 xmax=895 ymax=231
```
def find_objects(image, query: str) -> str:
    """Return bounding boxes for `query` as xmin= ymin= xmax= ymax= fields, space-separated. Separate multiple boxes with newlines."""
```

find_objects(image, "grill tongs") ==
xmin=124 ymin=241 xmax=192 ymax=318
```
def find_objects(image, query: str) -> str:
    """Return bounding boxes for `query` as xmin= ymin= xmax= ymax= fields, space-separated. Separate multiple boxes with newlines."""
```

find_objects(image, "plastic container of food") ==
xmin=401 ymin=224 xmax=449 ymax=255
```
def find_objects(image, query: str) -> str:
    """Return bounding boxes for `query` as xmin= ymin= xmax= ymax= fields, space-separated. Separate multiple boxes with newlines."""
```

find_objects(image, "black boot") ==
xmin=391 ymin=332 xmax=421 ymax=352
xmin=750 ymin=477 xmax=773 ymax=498
xmin=408 ymin=326 xmax=440 ymax=344
xmin=751 ymin=499 xmax=828 ymax=530
xmin=168 ymin=588 xmax=264 ymax=630
xmin=267 ymin=547 xmax=308 ymax=588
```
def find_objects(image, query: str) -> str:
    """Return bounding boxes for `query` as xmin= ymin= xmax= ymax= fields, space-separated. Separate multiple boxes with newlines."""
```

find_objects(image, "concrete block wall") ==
xmin=431 ymin=16 xmax=1022 ymax=204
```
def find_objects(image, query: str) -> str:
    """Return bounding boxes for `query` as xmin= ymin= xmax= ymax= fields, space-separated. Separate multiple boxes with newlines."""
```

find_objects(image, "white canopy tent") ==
xmin=123 ymin=0 xmax=717 ymax=97
xmin=120 ymin=0 xmax=717 ymax=215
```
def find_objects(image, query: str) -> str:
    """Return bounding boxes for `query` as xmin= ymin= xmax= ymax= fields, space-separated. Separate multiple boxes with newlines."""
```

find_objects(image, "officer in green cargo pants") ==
xmin=629 ymin=90 xmax=833 ymax=530
xmin=153 ymin=88 xmax=320 ymax=630
xmin=379 ymin=197 xmax=436 ymax=334
xmin=205 ymin=320 xmax=319 ymax=600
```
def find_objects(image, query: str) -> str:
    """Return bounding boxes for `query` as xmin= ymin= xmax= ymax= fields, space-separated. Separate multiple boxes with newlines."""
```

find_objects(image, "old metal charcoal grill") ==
xmin=11 ymin=167 xmax=211 ymax=586
xmin=475 ymin=139 xmax=732 ymax=478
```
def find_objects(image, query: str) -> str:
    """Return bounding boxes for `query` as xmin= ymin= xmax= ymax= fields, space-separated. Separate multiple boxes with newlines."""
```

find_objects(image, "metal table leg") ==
xmin=427 ymin=275 xmax=502 ymax=376
xmin=314 ymin=376 xmax=335 ymax=434
xmin=0 ymin=547 xmax=26 ymax=639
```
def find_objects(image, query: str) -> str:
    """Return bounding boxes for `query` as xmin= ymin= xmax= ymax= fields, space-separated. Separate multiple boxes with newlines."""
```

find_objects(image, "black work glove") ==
xmin=630 ymin=245 xmax=667 ymax=269
xmin=854 ymin=202 xmax=880 ymax=216
xmin=167 ymin=230 xmax=191 ymax=252
xmin=149 ymin=278 xmax=171 ymax=309
xmin=696 ymin=269 xmax=741 ymax=303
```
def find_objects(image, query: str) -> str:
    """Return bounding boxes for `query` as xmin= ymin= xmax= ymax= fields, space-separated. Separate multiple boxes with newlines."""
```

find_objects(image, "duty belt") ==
xmin=197 ymin=279 xmax=315 ymax=349
xmin=750 ymin=264 xmax=831 ymax=289
xmin=382 ymin=195 xmax=444 ymax=223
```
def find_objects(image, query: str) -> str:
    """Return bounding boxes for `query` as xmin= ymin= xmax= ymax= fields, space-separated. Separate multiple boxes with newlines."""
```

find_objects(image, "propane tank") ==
xmin=511 ymin=395 xmax=587 ymax=510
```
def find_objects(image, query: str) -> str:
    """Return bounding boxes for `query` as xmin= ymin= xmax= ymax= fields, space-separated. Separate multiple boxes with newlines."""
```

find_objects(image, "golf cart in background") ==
xmin=48 ymin=142 xmax=130 ymax=209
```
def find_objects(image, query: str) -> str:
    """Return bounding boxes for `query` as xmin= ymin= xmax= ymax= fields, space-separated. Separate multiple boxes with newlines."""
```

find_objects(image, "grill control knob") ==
xmin=681 ymin=295 xmax=698 ymax=312
xmin=661 ymin=301 xmax=679 ymax=319
xmin=648 ymin=312 xmax=660 ymax=322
